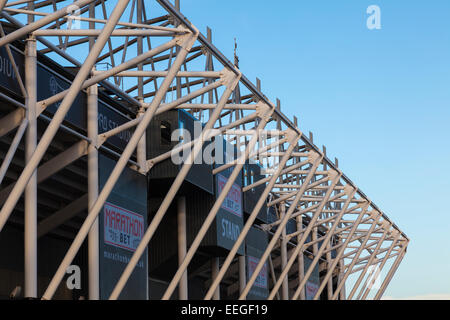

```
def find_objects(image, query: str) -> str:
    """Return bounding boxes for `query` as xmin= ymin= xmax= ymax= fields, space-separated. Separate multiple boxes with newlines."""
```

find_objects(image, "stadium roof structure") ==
xmin=0 ymin=0 xmax=408 ymax=300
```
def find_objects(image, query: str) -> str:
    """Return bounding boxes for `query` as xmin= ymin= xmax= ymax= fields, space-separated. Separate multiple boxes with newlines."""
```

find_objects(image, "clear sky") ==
xmin=179 ymin=0 xmax=450 ymax=299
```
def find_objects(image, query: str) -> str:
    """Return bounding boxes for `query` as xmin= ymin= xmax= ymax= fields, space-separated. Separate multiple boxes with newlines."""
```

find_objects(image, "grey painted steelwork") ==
xmin=0 ymin=0 xmax=408 ymax=300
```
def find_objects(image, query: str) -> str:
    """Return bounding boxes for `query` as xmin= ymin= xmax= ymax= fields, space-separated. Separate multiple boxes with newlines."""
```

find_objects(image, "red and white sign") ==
xmin=247 ymin=256 xmax=268 ymax=289
xmin=305 ymin=281 xmax=319 ymax=300
xmin=217 ymin=174 xmax=242 ymax=217
xmin=103 ymin=202 xmax=144 ymax=252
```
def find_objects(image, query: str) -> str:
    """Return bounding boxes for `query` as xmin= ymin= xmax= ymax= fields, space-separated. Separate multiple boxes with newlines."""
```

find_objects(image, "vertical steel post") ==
xmin=374 ymin=243 xmax=407 ymax=300
xmin=24 ymin=34 xmax=37 ymax=299
xmin=177 ymin=196 xmax=188 ymax=300
xmin=211 ymin=257 xmax=220 ymax=300
xmin=239 ymin=255 xmax=246 ymax=296
xmin=280 ymin=204 xmax=289 ymax=300
xmin=136 ymin=0 xmax=147 ymax=173
xmin=268 ymin=168 xmax=339 ymax=300
xmin=313 ymin=204 xmax=369 ymax=300
xmin=296 ymin=215 xmax=305 ymax=300
xmin=165 ymin=109 xmax=267 ymax=300
xmin=205 ymin=131 xmax=301 ymax=300
xmin=326 ymin=242 xmax=333 ymax=299
xmin=87 ymin=2 xmax=100 ymax=300
xmin=359 ymin=233 xmax=400 ymax=300
xmin=87 ymin=83 xmax=99 ymax=300
xmin=292 ymin=188 xmax=357 ymax=300
xmin=0 ymin=0 xmax=132 ymax=233
xmin=110 ymin=66 xmax=236 ymax=300
xmin=346 ymin=228 xmax=389 ymax=300
xmin=331 ymin=215 xmax=381 ymax=299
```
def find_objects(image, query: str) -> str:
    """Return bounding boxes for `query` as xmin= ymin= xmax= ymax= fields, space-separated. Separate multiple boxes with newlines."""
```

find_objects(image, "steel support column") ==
xmin=87 ymin=77 xmax=99 ymax=300
xmin=24 ymin=35 xmax=37 ymax=299
xmin=177 ymin=196 xmax=188 ymax=300
xmin=0 ymin=0 xmax=132 ymax=233
xmin=374 ymin=243 xmax=408 ymax=300
xmin=268 ymin=169 xmax=340 ymax=300
xmin=206 ymin=131 xmax=301 ymax=300
xmin=110 ymin=65 xmax=237 ymax=300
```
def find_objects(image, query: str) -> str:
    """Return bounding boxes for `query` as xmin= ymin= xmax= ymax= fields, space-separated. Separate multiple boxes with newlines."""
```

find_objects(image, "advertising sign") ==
xmin=215 ymin=171 xmax=244 ymax=255
xmin=103 ymin=202 xmax=144 ymax=252
xmin=0 ymin=45 xmax=134 ymax=152
xmin=247 ymin=256 xmax=268 ymax=289
xmin=246 ymin=227 xmax=269 ymax=300
xmin=98 ymin=153 xmax=148 ymax=300
xmin=217 ymin=174 xmax=242 ymax=217
xmin=305 ymin=281 xmax=320 ymax=300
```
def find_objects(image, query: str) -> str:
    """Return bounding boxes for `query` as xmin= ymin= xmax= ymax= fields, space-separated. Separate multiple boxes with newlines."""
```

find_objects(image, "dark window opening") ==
xmin=160 ymin=121 xmax=171 ymax=146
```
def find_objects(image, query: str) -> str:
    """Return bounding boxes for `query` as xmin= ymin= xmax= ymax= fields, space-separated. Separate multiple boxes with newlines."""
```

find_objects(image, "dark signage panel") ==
xmin=0 ymin=45 xmax=134 ymax=152
xmin=98 ymin=153 xmax=148 ymax=300
xmin=0 ymin=46 xmax=24 ymax=98
xmin=304 ymin=255 xmax=320 ymax=300
xmin=215 ymin=166 xmax=244 ymax=255
xmin=246 ymin=227 xmax=269 ymax=300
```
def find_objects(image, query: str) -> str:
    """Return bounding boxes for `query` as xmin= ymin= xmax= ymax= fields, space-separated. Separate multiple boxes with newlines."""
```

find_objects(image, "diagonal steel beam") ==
xmin=0 ymin=0 xmax=131 ymax=233
xmin=109 ymin=68 xmax=240 ymax=300
xmin=374 ymin=241 xmax=408 ymax=300
xmin=267 ymin=170 xmax=341 ymax=300
xmin=312 ymin=202 xmax=370 ymax=299
xmin=292 ymin=187 xmax=358 ymax=300
xmin=346 ymin=226 xmax=390 ymax=300
xmin=359 ymin=233 xmax=401 ymax=300
xmin=205 ymin=130 xmax=303 ymax=300
xmin=243 ymin=153 xmax=325 ymax=300
xmin=43 ymin=30 xmax=198 ymax=300
xmin=163 ymin=105 xmax=273 ymax=300
xmin=0 ymin=0 xmax=97 ymax=47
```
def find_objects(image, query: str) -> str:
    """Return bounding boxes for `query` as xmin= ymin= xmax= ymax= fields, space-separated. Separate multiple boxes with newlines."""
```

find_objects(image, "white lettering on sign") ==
xmin=103 ymin=202 xmax=144 ymax=252
xmin=0 ymin=54 xmax=16 ymax=80
xmin=247 ymin=256 xmax=268 ymax=289
xmin=305 ymin=281 xmax=319 ymax=300
xmin=221 ymin=218 xmax=240 ymax=242
xmin=217 ymin=174 xmax=242 ymax=217
xmin=98 ymin=112 xmax=132 ymax=143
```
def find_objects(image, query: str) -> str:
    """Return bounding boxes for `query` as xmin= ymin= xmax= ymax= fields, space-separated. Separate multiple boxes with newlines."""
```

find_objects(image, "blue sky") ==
xmin=179 ymin=0 xmax=450 ymax=299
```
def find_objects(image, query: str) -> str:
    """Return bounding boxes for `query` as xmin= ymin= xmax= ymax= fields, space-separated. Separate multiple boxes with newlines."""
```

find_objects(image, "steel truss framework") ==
xmin=0 ymin=0 xmax=408 ymax=300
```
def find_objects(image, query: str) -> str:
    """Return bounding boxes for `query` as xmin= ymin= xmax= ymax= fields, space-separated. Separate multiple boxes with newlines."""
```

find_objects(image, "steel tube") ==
xmin=204 ymin=132 xmax=302 ymax=300
xmin=280 ymin=204 xmax=289 ymax=300
xmin=37 ymin=38 xmax=178 ymax=111
xmin=0 ymin=0 xmax=131 ymax=234
xmin=165 ymin=116 xmax=271 ymax=299
xmin=0 ymin=118 xmax=28 ymax=185
xmin=312 ymin=204 xmax=369 ymax=299
xmin=0 ymin=0 xmax=97 ymax=47
xmin=156 ymin=0 xmax=408 ymax=242
xmin=239 ymin=256 xmax=246 ymax=296
xmin=177 ymin=196 xmax=188 ymax=300
xmin=374 ymin=243 xmax=407 ymax=300
xmin=24 ymin=36 xmax=37 ymax=298
xmin=292 ymin=188 xmax=357 ymax=300
xmin=87 ymin=81 xmax=99 ymax=300
xmin=110 ymin=66 xmax=236 ymax=301
xmin=211 ymin=257 xmax=220 ymax=300
xmin=346 ymin=229 xmax=388 ymax=300
xmin=43 ymin=31 xmax=197 ymax=300
xmin=267 ymin=171 xmax=340 ymax=300
xmin=33 ymin=29 xmax=184 ymax=36
xmin=359 ymin=234 xmax=400 ymax=300
xmin=296 ymin=215 xmax=306 ymax=300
